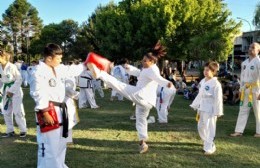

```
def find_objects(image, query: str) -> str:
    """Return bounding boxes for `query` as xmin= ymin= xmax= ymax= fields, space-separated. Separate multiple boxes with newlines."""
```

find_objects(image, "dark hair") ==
xmin=74 ymin=59 xmax=80 ymax=65
xmin=119 ymin=58 xmax=129 ymax=65
xmin=145 ymin=40 xmax=167 ymax=63
xmin=204 ymin=61 xmax=219 ymax=76
xmin=43 ymin=43 xmax=63 ymax=58
xmin=68 ymin=61 xmax=74 ymax=65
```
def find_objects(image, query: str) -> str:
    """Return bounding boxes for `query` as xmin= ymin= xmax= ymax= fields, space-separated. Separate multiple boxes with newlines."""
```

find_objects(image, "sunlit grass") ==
xmin=0 ymin=88 xmax=259 ymax=168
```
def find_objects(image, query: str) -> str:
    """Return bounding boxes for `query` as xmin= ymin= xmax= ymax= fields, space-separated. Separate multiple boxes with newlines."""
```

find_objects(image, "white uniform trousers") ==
xmin=235 ymin=89 xmax=260 ymax=134
xmin=67 ymin=130 xmax=73 ymax=143
xmin=100 ymin=72 xmax=153 ymax=141
xmin=78 ymin=88 xmax=98 ymax=108
xmin=3 ymin=96 xmax=27 ymax=133
xmin=37 ymin=126 xmax=68 ymax=168
xmin=168 ymin=93 xmax=175 ymax=108
xmin=21 ymin=70 xmax=28 ymax=87
xmin=93 ymin=80 xmax=104 ymax=98
xmin=111 ymin=89 xmax=124 ymax=101
xmin=156 ymin=88 xmax=175 ymax=123
xmin=135 ymin=104 xmax=151 ymax=140
xmin=156 ymin=98 xmax=170 ymax=123
xmin=66 ymin=98 xmax=79 ymax=143
xmin=198 ymin=111 xmax=217 ymax=153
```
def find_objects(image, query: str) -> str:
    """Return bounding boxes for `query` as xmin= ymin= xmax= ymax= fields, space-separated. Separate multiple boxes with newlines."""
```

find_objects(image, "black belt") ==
xmin=80 ymin=76 xmax=92 ymax=80
xmin=36 ymin=101 xmax=68 ymax=138
xmin=37 ymin=101 xmax=68 ymax=138
xmin=51 ymin=101 xmax=69 ymax=138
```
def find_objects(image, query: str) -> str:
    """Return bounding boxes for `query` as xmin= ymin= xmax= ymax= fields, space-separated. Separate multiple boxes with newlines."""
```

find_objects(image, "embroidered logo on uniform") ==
xmin=205 ymin=86 xmax=210 ymax=91
xmin=250 ymin=66 xmax=254 ymax=70
xmin=49 ymin=78 xmax=56 ymax=87
xmin=243 ymin=65 xmax=246 ymax=70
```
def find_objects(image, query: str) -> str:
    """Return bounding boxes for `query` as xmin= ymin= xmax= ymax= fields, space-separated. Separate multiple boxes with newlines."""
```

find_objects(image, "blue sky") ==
xmin=0 ymin=0 xmax=259 ymax=32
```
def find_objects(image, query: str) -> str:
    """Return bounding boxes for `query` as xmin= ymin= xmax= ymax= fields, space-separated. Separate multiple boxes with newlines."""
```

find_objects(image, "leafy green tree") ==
xmin=83 ymin=0 xmax=240 ymax=63
xmin=84 ymin=0 xmax=172 ymax=60
xmin=253 ymin=2 xmax=260 ymax=29
xmin=1 ymin=0 xmax=42 ymax=62
xmin=29 ymin=19 xmax=79 ymax=61
xmin=170 ymin=0 xmax=241 ymax=62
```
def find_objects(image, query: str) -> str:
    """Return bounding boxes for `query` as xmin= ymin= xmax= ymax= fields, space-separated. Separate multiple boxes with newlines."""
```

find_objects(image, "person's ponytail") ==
xmin=145 ymin=40 xmax=167 ymax=63
xmin=152 ymin=40 xmax=167 ymax=59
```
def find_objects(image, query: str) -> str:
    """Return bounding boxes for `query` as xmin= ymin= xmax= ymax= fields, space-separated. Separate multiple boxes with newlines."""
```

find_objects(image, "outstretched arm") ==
xmin=147 ymin=69 xmax=172 ymax=88
xmin=125 ymin=64 xmax=141 ymax=77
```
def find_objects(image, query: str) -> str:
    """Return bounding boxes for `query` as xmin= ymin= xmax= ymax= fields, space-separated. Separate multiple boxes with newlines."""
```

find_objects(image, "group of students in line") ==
xmin=0 ymin=41 xmax=259 ymax=168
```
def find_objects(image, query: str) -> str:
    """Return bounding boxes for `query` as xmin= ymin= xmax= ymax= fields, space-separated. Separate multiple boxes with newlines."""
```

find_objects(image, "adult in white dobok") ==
xmin=231 ymin=42 xmax=260 ymax=138
xmin=30 ymin=43 xmax=85 ymax=168
xmin=86 ymin=41 xmax=174 ymax=154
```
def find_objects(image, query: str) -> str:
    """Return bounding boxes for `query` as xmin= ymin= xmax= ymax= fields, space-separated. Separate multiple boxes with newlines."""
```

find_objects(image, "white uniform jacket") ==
xmin=126 ymin=64 xmax=172 ymax=107
xmin=190 ymin=77 xmax=223 ymax=116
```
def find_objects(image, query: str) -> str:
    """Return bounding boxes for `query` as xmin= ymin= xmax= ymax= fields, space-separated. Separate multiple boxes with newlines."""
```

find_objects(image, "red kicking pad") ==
xmin=84 ymin=52 xmax=111 ymax=72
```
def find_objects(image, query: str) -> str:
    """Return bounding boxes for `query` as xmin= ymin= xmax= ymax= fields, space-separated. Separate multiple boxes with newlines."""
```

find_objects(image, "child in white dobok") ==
xmin=86 ymin=41 xmax=174 ymax=154
xmin=190 ymin=62 xmax=223 ymax=155
xmin=30 ymin=44 xmax=85 ymax=168
xmin=0 ymin=49 xmax=27 ymax=138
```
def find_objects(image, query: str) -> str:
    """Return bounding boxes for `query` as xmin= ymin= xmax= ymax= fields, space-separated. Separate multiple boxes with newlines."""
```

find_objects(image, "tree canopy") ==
xmin=253 ymin=2 xmax=260 ymax=29
xmin=29 ymin=19 xmax=79 ymax=61
xmin=1 ymin=0 xmax=42 ymax=61
xmin=1 ymin=0 xmax=241 ymax=63
xmin=82 ymin=0 xmax=241 ymax=62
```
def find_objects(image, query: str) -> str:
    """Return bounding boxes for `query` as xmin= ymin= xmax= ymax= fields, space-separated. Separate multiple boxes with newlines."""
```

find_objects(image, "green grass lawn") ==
xmin=0 ymin=88 xmax=260 ymax=168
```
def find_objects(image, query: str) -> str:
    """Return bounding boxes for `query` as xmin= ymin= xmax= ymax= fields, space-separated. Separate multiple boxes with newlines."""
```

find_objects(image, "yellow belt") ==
xmin=240 ymin=82 xmax=260 ymax=107
xmin=73 ymin=99 xmax=80 ymax=123
xmin=196 ymin=113 xmax=200 ymax=122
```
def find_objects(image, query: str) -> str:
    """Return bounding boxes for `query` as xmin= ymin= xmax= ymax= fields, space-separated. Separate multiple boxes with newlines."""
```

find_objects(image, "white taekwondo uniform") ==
xmin=65 ymin=71 xmax=80 ymax=143
xmin=0 ymin=62 xmax=27 ymax=134
xmin=190 ymin=77 xmax=223 ymax=153
xmin=93 ymin=79 xmax=104 ymax=98
xmin=27 ymin=65 xmax=37 ymax=86
xmin=234 ymin=56 xmax=260 ymax=134
xmin=21 ymin=64 xmax=28 ymax=87
xmin=78 ymin=69 xmax=99 ymax=109
xmin=99 ymin=64 xmax=173 ymax=141
xmin=156 ymin=86 xmax=176 ymax=123
xmin=111 ymin=65 xmax=129 ymax=100
xmin=30 ymin=61 xmax=84 ymax=168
